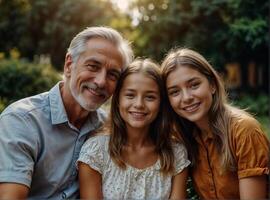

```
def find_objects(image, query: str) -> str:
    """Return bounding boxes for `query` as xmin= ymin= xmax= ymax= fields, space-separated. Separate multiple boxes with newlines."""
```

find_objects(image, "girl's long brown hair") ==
xmin=161 ymin=48 xmax=236 ymax=171
xmin=109 ymin=59 xmax=175 ymax=174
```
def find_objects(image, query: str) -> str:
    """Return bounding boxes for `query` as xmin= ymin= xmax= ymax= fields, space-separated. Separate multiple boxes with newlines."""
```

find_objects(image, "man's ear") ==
xmin=64 ymin=54 xmax=73 ymax=78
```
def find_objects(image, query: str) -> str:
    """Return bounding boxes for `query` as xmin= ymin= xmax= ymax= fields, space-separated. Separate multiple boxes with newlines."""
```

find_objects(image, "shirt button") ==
xmin=62 ymin=192 xmax=67 ymax=199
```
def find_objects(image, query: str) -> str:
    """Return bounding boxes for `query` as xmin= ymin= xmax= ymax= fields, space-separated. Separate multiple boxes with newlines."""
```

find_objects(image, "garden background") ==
xmin=0 ymin=0 xmax=269 ymax=198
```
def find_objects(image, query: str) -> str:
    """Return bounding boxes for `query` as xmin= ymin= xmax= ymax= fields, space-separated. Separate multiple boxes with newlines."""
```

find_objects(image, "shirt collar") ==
xmin=49 ymin=82 xmax=107 ymax=131
xmin=194 ymin=128 xmax=214 ymax=144
xmin=49 ymin=81 xmax=69 ymax=124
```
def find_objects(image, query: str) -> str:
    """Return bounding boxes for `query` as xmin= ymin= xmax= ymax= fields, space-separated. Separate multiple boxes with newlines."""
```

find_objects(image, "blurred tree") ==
xmin=0 ymin=0 xmax=120 ymax=70
xmin=0 ymin=57 xmax=61 ymax=112
xmin=130 ymin=0 xmax=269 ymax=73
xmin=0 ymin=0 xmax=30 ymax=54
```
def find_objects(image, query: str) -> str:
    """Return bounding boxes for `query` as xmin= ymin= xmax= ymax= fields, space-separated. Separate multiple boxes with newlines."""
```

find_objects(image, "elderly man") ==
xmin=0 ymin=26 xmax=133 ymax=199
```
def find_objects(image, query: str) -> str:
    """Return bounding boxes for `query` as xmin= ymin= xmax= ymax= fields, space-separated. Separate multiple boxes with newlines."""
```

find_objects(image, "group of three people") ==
xmin=0 ymin=26 xmax=268 ymax=199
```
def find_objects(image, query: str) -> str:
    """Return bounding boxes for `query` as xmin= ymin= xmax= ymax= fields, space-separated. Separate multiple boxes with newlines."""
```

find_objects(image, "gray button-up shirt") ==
xmin=0 ymin=82 xmax=106 ymax=199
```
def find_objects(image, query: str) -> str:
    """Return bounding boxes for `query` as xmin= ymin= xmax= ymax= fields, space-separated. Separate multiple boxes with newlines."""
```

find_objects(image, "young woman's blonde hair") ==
xmin=109 ymin=58 xmax=175 ymax=174
xmin=161 ymin=48 xmax=236 ymax=171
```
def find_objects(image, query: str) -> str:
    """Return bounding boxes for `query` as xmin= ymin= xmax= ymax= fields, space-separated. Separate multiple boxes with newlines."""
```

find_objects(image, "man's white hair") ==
xmin=67 ymin=26 xmax=133 ymax=68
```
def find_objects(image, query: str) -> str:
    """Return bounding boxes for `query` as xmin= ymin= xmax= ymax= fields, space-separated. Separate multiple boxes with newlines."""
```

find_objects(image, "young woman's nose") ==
xmin=182 ymin=89 xmax=193 ymax=102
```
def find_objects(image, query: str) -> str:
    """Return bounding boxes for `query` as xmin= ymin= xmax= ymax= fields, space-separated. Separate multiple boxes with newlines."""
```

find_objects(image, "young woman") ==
xmin=77 ymin=59 xmax=190 ymax=199
xmin=161 ymin=48 xmax=269 ymax=199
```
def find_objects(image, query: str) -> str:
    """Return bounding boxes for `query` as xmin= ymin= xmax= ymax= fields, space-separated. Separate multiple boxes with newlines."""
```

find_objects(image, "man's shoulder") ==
xmin=1 ymin=91 xmax=50 ymax=118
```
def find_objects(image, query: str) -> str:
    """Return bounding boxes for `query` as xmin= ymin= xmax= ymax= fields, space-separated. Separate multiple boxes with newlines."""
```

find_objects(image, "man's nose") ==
xmin=94 ymin=69 xmax=106 ymax=88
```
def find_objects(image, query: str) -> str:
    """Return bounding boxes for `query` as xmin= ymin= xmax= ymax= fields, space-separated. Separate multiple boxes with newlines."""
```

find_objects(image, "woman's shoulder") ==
xmin=231 ymin=109 xmax=260 ymax=127
xmin=229 ymin=108 xmax=268 ymax=147
xmin=230 ymin=110 xmax=264 ymax=136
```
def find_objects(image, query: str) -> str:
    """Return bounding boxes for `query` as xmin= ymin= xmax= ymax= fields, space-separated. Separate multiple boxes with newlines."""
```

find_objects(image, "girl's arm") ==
xmin=239 ymin=175 xmax=268 ymax=200
xmin=78 ymin=162 xmax=103 ymax=199
xmin=169 ymin=168 xmax=188 ymax=200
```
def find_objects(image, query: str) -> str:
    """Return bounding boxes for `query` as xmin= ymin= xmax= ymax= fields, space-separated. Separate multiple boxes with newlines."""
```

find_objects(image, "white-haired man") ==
xmin=0 ymin=26 xmax=133 ymax=199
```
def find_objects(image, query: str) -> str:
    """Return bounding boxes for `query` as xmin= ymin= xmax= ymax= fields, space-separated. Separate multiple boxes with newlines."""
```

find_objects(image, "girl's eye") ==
xmin=145 ymin=95 xmax=156 ymax=101
xmin=125 ymin=93 xmax=134 ymax=99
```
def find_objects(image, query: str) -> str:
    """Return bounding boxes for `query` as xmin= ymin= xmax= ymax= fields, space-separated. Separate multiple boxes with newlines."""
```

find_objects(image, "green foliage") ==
xmin=130 ymin=0 xmax=269 ymax=70
xmin=0 ymin=0 xmax=30 ymax=53
xmin=257 ymin=116 xmax=270 ymax=138
xmin=232 ymin=93 xmax=270 ymax=138
xmin=0 ymin=0 xmax=120 ymax=69
xmin=0 ymin=58 xmax=61 ymax=112
xmin=187 ymin=177 xmax=200 ymax=199
xmin=232 ymin=93 xmax=269 ymax=116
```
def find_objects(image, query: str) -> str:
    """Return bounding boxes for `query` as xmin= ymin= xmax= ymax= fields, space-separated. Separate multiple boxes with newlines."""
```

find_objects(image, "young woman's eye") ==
xmin=190 ymin=82 xmax=200 ymax=89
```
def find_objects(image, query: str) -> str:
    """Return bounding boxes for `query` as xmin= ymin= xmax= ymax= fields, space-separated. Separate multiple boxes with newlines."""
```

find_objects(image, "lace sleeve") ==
xmin=77 ymin=136 xmax=107 ymax=174
xmin=173 ymin=143 xmax=191 ymax=175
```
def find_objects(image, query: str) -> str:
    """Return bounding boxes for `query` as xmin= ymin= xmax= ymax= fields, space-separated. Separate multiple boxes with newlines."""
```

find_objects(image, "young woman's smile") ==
xmin=166 ymin=66 xmax=215 ymax=127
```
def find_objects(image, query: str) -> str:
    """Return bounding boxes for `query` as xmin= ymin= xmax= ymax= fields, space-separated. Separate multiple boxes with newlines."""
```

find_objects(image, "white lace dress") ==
xmin=77 ymin=135 xmax=190 ymax=200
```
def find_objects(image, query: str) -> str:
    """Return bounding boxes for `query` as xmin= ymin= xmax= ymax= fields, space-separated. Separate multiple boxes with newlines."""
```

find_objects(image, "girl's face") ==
xmin=119 ymin=72 xmax=160 ymax=132
xmin=166 ymin=66 xmax=215 ymax=128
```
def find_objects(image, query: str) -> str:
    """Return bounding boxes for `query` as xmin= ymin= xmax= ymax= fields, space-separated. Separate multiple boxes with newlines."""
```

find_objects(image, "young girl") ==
xmin=161 ymin=48 xmax=269 ymax=199
xmin=77 ymin=59 xmax=190 ymax=199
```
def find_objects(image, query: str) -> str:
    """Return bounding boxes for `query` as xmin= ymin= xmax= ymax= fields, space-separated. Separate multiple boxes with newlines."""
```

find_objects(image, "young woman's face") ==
xmin=119 ymin=73 xmax=160 ymax=131
xmin=166 ymin=66 xmax=215 ymax=127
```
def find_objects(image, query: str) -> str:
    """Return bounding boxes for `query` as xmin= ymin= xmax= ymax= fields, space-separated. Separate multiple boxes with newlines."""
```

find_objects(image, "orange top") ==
xmin=191 ymin=114 xmax=269 ymax=199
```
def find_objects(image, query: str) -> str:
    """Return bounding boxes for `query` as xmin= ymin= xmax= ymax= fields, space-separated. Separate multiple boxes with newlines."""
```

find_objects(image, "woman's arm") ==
xmin=169 ymin=168 xmax=188 ymax=200
xmin=239 ymin=175 xmax=268 ymax=200
xmin=78 ymin=162 xmax=103 ymax=199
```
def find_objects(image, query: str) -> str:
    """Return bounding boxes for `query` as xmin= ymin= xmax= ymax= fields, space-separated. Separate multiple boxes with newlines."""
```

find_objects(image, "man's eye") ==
xmin=86 ymin=64 xmax=98 ymax=71
xmin=108 ymin=72 xmax=120 ymax=81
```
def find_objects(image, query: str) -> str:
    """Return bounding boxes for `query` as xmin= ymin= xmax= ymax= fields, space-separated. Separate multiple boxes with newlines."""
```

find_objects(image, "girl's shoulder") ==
xmin=172 ymin=142 xmax=191 ymax=174
xmin=82 ymin=134 xmax=110 ymax=151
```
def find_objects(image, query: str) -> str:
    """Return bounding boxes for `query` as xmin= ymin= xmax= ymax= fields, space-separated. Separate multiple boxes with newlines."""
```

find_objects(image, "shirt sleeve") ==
xmin=232 ymin=116 xmax=269 ymax=179
xmin=77 ymin=136 xmax=106 ymax=174
xmin=173 ymin=143 xmax=191 ymax=175
xmin=0 ymin=112 xmax=38 ymax=187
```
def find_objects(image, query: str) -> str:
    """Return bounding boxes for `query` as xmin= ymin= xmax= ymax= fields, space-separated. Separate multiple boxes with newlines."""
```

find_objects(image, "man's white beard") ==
xmin=69 ymin=78 xmax=101 ymax=112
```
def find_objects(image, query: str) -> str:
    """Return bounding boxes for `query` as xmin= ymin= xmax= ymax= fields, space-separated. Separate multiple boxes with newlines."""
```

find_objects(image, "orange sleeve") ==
xmin=231 ymin=116 xmax=269 ymax=179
